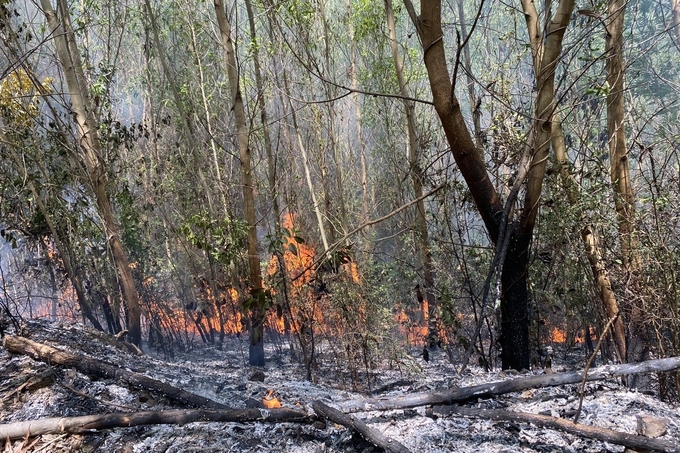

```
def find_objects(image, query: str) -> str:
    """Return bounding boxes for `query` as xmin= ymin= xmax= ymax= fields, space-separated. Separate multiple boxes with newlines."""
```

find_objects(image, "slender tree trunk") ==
xmin=245 ymin=0 xmax=293 ymax=338
xmin=581 ymin=226 xmax=627 ymax=361
xmin=346 ymin=0 xmax=370 ymax=248
xmin=318 ymin=6 xmax=349 ymax=239
xmin=40 ymin=0 xmax=141 ymax=344
xmin=606 ymin=0 xmax=638 ymax=272
xmin=455 ymin=0 xmax=483 ymax=147
xmin=552 ymin=121 xmax=627 ymax=362
xmin=605 ymin=0 xmax=649 ymax=374
xmin=143 ymin=0 xmax=215 ymax=214
xmin=386 ymin=0 xmax=438 ymax=347
xmin=214 ymin=0 xmax=265 ymax=366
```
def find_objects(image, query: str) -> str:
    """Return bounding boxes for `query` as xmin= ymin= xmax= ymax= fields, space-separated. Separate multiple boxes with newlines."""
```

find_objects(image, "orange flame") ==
xmin=550 ymin=327 xmax=567 ymax=343
xmin=262 ymin=389 xmax=282 ymax=408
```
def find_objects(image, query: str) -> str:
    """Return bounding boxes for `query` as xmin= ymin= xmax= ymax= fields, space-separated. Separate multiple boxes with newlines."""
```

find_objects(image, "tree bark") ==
xmin=430 ymin=406 xmax=680 ymax=452
xmin=337 ymin=355 xmax=680 ymax=412
xmin=214 ymin=0 xmax=266 ymax=366
xmin=0 ymin=408 xmax=310 ymax=441
xmin=3 ymin=336 xmax=227 ymax=410
xmin=40 ymin=0 xmax=142 ymax=345
xmin=606 ymin=0 xmax=638 ymax=272
xmin=312 ymin=400 xmax=412 ymax=453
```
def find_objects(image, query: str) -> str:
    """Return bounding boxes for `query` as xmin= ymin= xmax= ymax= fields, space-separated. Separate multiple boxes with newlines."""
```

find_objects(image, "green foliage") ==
xmin=181 ymin=213 xmax=249 ymax=266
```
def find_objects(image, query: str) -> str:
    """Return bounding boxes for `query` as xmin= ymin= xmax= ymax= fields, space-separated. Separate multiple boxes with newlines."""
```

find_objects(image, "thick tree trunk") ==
xmin=500 ymin=227 xmax=531 ymax=370
xmin=411 ymin=0 xmax=572 ymax=370
xmin=40 ymin=0 xmax=142 ymax=345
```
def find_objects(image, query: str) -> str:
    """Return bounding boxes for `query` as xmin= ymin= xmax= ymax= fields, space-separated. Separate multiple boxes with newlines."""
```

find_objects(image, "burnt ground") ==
xmin=1 ymin=319 xmax=679 ymax=452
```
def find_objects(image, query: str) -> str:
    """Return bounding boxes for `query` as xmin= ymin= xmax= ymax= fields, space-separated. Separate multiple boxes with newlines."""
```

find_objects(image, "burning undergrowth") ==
xmin=1 ymin=319 xmax=680 ymax=452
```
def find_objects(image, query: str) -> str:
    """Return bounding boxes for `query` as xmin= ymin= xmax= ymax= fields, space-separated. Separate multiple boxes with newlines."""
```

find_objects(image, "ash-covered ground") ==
xmin=1 ymin=320 xmax=679 ymax=452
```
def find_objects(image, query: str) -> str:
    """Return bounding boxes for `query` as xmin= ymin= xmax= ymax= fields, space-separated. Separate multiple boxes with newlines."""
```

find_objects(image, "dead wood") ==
xmin=2 ymin=335 xmax=227 ymax=409
xmin=339 ymin=356 xmax=680 ymax=412
xmin=0 ymin=408 xmax=310 ymax=440
xmin=430 ymin=406 xmax=680 ymax=453
xmin=312 ymin=400 xmax=412 ymax=453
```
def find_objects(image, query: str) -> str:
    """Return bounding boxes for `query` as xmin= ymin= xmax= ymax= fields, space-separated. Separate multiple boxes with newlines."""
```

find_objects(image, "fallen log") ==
xmin=312 ymin=400 xmax=411 ymax=453
xmin=2 ymin=335 xmax=227 ymax=410
xmin=0 ymin=408 xmax=310 ymax=440
xmin=431 ymin=406 xmax=680 ymax=453
xmin=338 ymin=356 xmax=680 ymax=412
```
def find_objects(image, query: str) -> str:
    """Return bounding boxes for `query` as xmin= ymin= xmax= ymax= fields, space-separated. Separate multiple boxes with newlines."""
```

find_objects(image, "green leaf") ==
xmin=288 ymin=243 xmax=298 ymax=256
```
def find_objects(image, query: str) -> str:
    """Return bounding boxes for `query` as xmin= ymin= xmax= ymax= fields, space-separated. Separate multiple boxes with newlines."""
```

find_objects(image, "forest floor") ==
xmin=1 ymin=319 xmax=679 ymax=452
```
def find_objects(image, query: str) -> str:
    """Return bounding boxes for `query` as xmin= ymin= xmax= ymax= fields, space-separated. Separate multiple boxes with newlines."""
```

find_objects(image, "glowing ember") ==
xmin=262 ymin=389 xmax=282 ymax=408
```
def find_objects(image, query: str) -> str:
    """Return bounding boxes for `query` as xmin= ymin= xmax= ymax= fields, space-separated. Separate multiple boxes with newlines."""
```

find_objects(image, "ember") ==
xmin=262 ymin=389 xmax=282 ymax=408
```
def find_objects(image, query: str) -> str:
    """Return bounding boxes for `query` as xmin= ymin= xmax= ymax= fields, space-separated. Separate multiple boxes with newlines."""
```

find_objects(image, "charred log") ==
xmin=2 ymin=335 xmax=227 ymax=409
xmin=0 ymin=408 xmax=311 ymax=440
xmin=312 ymin=400 xmax=411 ymax=453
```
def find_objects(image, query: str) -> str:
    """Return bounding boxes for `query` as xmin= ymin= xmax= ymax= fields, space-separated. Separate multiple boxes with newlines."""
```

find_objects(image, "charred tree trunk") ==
xmin=500 ymin=227 xmax=531 ymax=370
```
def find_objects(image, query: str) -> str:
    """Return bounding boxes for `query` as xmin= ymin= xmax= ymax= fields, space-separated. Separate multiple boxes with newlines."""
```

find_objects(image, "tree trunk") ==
xmin=606 ymin=0 xmax=638 ymax=272
xmin=409 ymin=0 xmax=574 ymax=370
xmin=553 ymin=113 xmax=627 ymax=363
xmin=605 ymin=0 xmax=649 ymax=374
xmin=40 ymin=0 xmax=142 ymax=345
xmin=500 ymin=227 xmax=531 ymax=370
xmin=386 ymin=0 xmax=438 ymax=348
xmin=337 ymin=355 xmax=680 ymax=412
xmin=581 ymin=226 xmax=627 ymax=362
xmin=346 ymin=0 xmax=371 ymax=249
xmin=214 ymin=0 xmax=265 ymax=366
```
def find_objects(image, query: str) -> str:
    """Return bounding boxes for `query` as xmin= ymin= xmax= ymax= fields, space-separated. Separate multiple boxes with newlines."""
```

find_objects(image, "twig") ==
xmin=574 ymin=314 xmax=619 ymax=423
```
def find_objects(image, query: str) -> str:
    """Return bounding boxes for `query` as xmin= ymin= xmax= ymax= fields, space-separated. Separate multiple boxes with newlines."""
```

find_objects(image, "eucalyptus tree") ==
xmin=38 ymin=0 xmax=143 ymax=345
xmin=214 ymin=0 xmax=267 ymax=366
xmin=404 ymin=0 xmax=575 ymax=370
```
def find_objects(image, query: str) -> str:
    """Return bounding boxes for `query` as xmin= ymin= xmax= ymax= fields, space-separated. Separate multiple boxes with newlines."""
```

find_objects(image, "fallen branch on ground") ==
xmin=2 ymin=335 xmax=227 ymax=409
xmin=0 ymin=408 xmax=311 ymax=440
xmin=430 ymin=406 xmax=680 ymax=453
xmin=312 ymin=400 xmax=411 ymax=453
xmin=338 ymin=356 xmax=680 ymax=412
